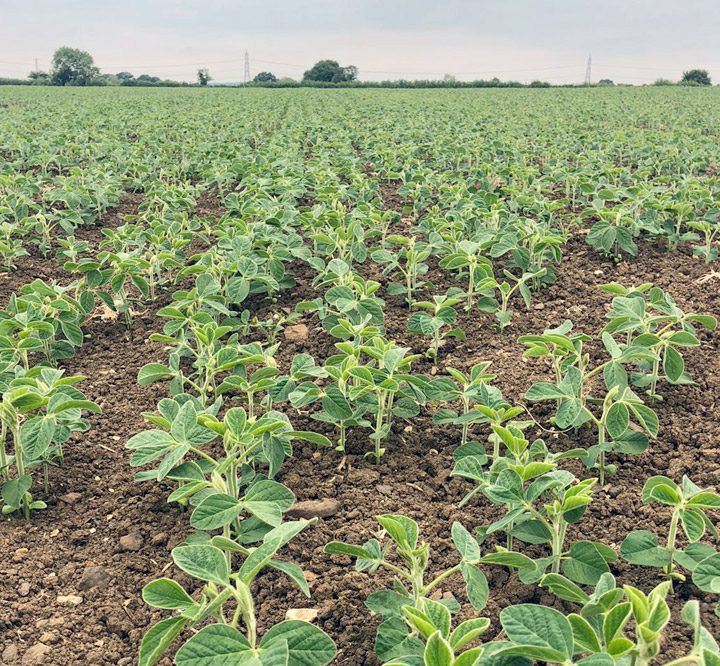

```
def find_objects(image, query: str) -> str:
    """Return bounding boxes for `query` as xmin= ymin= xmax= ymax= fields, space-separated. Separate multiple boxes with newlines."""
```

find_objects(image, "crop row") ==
xmin=1 ymin=87 xmax=720 ymax=665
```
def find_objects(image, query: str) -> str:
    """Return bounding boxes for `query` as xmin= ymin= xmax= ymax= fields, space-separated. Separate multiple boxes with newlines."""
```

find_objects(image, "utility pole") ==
xmin=243 ymin=51 xmax=250 ymax=85
xmin=584 ymin=54 xmax=592 ymax=86
xmin=34 ymin=58 xmax=38 ymax=74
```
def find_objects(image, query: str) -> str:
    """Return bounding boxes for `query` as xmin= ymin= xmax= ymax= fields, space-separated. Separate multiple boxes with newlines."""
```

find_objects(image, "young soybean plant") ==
xmin=139 ymin=321 xmax=259 ymax=408
xmin=620 ymin=475 xmax=720 ymax=581
xmin=139 ymin=523 xmax=336 ymax=666
xmin=348 ymin=340 xmax=430 ymax=461
xmin=478 ymin=267 xmax=548 ymax=331
xmin=437 ymin=239 xmax=495 ymax=311
xmin=324 ymin=514 xmax=533 ymax=665
xmin=287 ymin=353 xmax=371 ymax=453
xmin=127 ymin=397 xmax=330 ymax=542
xmin=458 ymin=428 xmax=614 ymax=586
xmin=371 ymin=235 xmax=433 ymax=306
xmin=600 ymin=282 xmax=717 ymax=399
xmin=0 ymin=368 xmax=101 ymax=518
xmin=689 ymin=208 xmax=720 ymax=263
xmin=541 ymin=572 xmax=720 ymax=666
xmin=407 ymin=289 xmax=465 ymax=362
xmin=381 ymin=608 xmax=493 ymax=666
xmin=431 ymin=361 xmax=516 ymax=449
xmin=524 ymin=325 xmax=659 ymax=485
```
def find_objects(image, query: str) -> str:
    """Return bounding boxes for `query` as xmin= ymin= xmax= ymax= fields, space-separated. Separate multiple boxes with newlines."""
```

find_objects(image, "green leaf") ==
xmin=628 ymin=403 xmax=659 ymax=438
xmin=424 ymin=599 xmax=452 ymax=639
xmin=142 ymin=578 xmax=195 ymax=610
xmin=378 ymin=514 xmax=419 ymax=550
xmin=540 ymin=574 xmax=590 ymax=604
xmin=259 ymin=620 xmax=337 ymax=666
xmin=641 ymin=476 xmax=679 ymax=504
xmin=451 ymin=522 xmax=480 ymax=561
xmin=172 ymin=544 xmax=229 ymax=585
xmin=242 ymin=480 xmax=295 ymax=526
xmin=423 ymin=632 xmax=453 ymax=666
xmin=620 ymin=531 xmax=671 ymax=568
xmin=286 ymin=430 xmax=333 ymax=448
xmin=563 ymin=541 xmax=612 ymax=585
xmin=1 ymin=474 xmax=31 ymax=509
xmin=20 ymin=418 xmax=56 ymax=461
xmin=190 ymin=493 xmax=242 ymax=531
xmin=693 ymin=553 xmax=720 ymax=593
xmin=138 ymin=617 xmax=188 ymax=666
xmin=449 ymin=618 xmax=490 ymax=652
xmin=138 ymin=363 xmax=174 ymax=385
xmin=680 ymin=508 xmax=706 ymax=542
xmin=526 ymin=382 xmax=568 ymax=401
xmin=687 ymin=492 xmax=720 ymax=509
xmin=569 ymin=613 xmax=602 ymax=652
xmin=324 ymin=542 xmax=374 ymax=560
xmin=476 ymin=551 xmax=535 ymax=569
xmin=461 ymin=562 xmax=489 ymax=611
xmin=126 ymin=430 xmax=176 ymax=466
xmin=663 ymin=345 xmax=684 ymax=383
xmin=500 ymin=604 xmax=574 ymax=662
xmin=603 ymin=602 xmax=632 ymax=645
xmin=365 ymin=590 xmax=411 ymax=618
xmin=674 ymin=543 xmax=716 ymax=572
xmin=269 ymin=559 xmax=311 ymax=597
xmin=375 ymin=617 xmax=424 ymax=663
xmin=555 ymin=398 xmax=582 ymax=429
xmin=605 ymin=402 xmax=629 ymax=439
xmin=175 ymin=624 xmax=252 ymax=665
xmin=321 ymin=386 xmax=353 ymax=421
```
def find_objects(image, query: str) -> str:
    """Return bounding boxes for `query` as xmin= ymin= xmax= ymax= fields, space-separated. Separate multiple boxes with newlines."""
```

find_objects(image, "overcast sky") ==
xmin=2 ymin=0 xmax=719 ymax=84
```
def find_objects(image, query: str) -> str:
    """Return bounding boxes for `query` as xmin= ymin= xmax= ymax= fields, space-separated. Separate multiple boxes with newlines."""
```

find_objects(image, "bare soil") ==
xmin=0 ymin=193 xmax=718 ymax=664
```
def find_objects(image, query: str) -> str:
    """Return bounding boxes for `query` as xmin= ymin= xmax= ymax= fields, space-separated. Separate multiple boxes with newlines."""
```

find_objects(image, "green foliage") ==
xmin=681 ymin=69 xmax=712 ymax=86
xmin=0 ymin=368 xmax=100 ymax=517
xmin=407 ymin=290 xmax=465 ymax=361
xmin=325 ymin=514 xmax=533 ymax=663
xmin=523 ymin=313 xmax=660 ymax=484
xmin=303 ymin=60 xmax=357 ymax=83
xmin=197 ymin=68 xmax=211 ymax=86
xmin=253 ymin=71 xmax=277 ymax=83
xmin=600 ymin=282 xmax=716 ymax=398
xmin=620 ymin=475 xmax=720 ymax=578
xmin=50 ymin=46 xmax=99 ymax=86
xmin=140 ymin=525 xmax=336 ymax=666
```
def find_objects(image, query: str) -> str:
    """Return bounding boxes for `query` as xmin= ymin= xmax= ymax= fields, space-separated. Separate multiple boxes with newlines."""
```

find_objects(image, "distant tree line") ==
xmin=19 ymin=47 xmax=189 ymax=87
xmin=2 ymin=50 xmax=714 ymax=89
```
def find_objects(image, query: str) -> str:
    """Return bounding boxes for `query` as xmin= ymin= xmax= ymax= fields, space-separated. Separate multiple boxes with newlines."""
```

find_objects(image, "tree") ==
xmin=197 ymin=68 xmax=211 ymax=86
xmin=116 ymin=71 xmax=134 ymax=81
xmin=28 ymin=71 xmax=49 ymax=84
xmin=303 ymin=60 xmax=358 ymax=83
xmin=681 ymin=69 xmax=711 ymax=86
xmin=253 ymin=71 xmax=277 ymax=82
xmin=137 ymin=74 xmax=160 ymax=83
xmin=342 ymin=65 xmax=358 ymax=82
xmin=50 ymin=47 xmax=99 ymax=86
xmin=598 ymin=79 xmax=614 ymax=86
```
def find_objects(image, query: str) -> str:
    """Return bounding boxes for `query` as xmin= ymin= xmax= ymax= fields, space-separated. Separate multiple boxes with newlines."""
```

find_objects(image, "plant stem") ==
xmin=598 ymin=425 xmax=606 ymax=486
xmin=423 ymin=564 xmax=460 ymax=595
xmin=460 ymin=396 xmax=470 ymax=447
xmin=665 ymin=508 xmax=680 ymax=574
